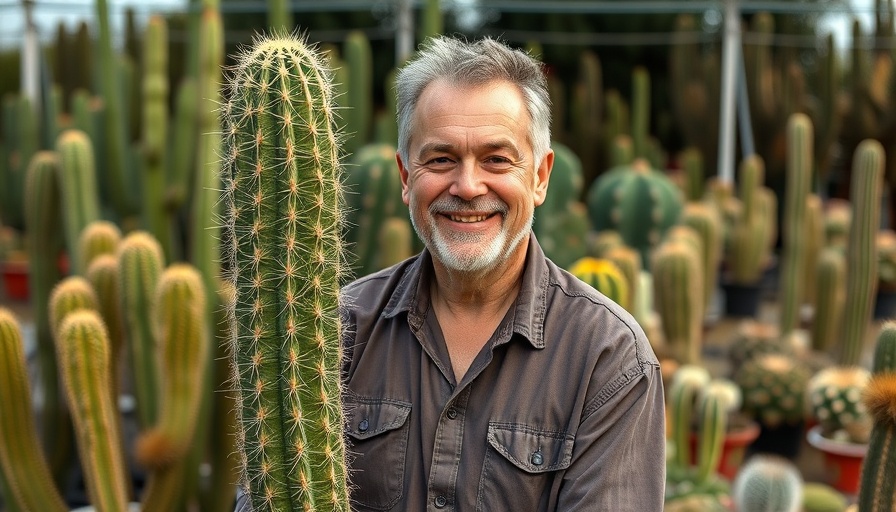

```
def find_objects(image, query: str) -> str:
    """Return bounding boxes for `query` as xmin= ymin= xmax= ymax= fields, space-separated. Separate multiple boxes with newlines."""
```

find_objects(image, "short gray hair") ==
xmin=395 ymin=36 xmax=551 ymax=166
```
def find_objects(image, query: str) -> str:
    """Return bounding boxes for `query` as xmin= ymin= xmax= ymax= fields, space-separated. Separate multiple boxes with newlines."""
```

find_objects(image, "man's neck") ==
xmin=429 ymin=244 xmax=527 ymax=318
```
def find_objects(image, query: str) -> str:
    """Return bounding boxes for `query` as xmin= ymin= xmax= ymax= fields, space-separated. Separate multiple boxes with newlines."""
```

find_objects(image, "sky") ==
xmin=0 ymin=0 xmax=880 ymax=54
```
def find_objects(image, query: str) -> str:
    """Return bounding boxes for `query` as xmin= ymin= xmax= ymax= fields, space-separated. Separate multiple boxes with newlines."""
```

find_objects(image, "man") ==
xmin=340 ymin=36 xmax=665 ymax=511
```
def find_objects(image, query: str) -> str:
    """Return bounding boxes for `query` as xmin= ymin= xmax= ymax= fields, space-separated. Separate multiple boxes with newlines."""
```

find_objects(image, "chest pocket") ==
xmin=344 ymin=396 xmax=412 ymax=511
xmin=477 ymin=422 xmax=575 ymax=511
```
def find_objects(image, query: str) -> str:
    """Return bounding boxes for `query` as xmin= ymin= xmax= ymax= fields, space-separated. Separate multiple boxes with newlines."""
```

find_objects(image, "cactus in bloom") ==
xmin=117 ymin=231 xmax=165 ymax=429
xmin=0 ymin=307 xmax=68 ymax=512
xmin=811 ymin=247 xmax=846 ymax=353
xmin=56 ymin=128 xmax=103 ymax=275
xmin=807 ymin=366 xmax=872 ymax=442
xmin=777 ymin=113 xmax=814 ymax=337
xmin=839 ymin=139 xmax=885 ymax=366
xmin=222 ymin=34 xmax=349 ymax=510
xmin=732 ymin=455 xmax=804 ymax=512
xmin=79 ymin=219 xmax=122 ymax=270
xmin=735 ymin=354 xmax=811 ymax=428
xmin=857 ymin=321 xmax=896 ymax=511
xmin=586 ymin=158 xmax=684 ymax=265
xmin=651 ymin=238 xmax=703 ymax=365
xmin=568 ymin=256 xmax=631 ymax=311
xmin=56 ymin=309 xmax=130 ymax=512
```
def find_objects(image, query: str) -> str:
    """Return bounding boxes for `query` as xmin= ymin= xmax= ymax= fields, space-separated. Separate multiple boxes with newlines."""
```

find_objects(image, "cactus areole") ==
xmin=223 ymin=35 xmax=349 ymax=510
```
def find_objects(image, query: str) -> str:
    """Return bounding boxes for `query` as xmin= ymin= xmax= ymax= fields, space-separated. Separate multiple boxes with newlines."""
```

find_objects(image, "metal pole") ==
xmin=21 ymin=0 xmax=40 ymax=115
xmin=396 ymin=0 xmax=414 ymax=63
xmin=717 ymin=0 xmax=740 ymax=185
xmin=736 ymin=38 xmax=755 ymax=158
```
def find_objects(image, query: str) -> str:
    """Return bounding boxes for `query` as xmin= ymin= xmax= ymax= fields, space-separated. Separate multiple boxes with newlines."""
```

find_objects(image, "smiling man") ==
xmin=340 ymin=36 xmax=666 ymax=511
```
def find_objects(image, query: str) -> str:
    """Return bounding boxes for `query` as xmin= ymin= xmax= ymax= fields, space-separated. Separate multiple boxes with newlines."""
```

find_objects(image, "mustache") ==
xmin=429 ymin=196 xmax=508 ymax=216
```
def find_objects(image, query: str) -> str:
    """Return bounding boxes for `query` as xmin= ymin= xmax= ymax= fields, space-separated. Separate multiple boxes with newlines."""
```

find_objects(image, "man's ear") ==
xmin=397 ymin=151 xmax=410 ymax=206
xmin=533 ymin=149 xmax=554 ymax=207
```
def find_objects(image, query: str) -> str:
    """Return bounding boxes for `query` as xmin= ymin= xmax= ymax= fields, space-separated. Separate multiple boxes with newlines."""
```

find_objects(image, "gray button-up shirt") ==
xmin=340 ymin=236 xmax=666 ymax=511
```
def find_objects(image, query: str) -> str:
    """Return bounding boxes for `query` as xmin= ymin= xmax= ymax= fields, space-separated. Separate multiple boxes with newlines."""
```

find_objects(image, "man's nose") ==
xmin=449 ymin=160 xmax=488 ymax=200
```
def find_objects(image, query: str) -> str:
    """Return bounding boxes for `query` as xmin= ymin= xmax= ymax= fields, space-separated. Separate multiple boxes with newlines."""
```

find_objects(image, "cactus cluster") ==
xmin=734 ymin=353 xmax=811 ymax=428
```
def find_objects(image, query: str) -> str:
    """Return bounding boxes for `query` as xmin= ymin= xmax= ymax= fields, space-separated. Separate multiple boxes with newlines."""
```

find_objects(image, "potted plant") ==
xmin=733 ymin=353 xmax=812 ymax=460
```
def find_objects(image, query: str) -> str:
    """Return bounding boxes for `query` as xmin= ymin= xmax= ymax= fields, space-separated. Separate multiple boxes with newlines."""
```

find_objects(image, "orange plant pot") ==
xmin=806 ymin=425 xmax=867 ymax=495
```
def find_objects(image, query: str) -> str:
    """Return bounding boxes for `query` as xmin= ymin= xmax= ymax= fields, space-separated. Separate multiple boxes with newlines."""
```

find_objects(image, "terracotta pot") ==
xmin=690 ymin=420 xmax=761 ymax=481
xmin=806 ymin=424 xmax=867 ymax=495
xmin=1 ymin=259 xmax=29 ymax=301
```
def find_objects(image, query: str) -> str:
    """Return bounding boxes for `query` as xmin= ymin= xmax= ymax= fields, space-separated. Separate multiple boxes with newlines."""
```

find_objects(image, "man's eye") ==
xmin=486 ymin=156 xmax=511 ymax=165
xmin=427 ymin=157 xmax=453 ymax=165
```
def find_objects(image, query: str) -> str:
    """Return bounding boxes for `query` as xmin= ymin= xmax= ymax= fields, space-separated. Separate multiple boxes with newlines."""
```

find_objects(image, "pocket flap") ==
xmin=345 ymin=396 xmax=412 ymax=441
xmin=487 ymin=422 xmax=574 ymax=473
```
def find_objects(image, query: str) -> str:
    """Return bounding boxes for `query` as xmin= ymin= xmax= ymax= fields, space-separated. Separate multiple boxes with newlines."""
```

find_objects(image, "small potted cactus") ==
xmin=733 ymin=353 xmax=812 ymax=460
xmin=731 ymin=454 xmax=804 ymax=512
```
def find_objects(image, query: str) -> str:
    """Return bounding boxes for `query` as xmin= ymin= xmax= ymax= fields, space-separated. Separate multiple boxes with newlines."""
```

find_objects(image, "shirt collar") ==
xmin=382 ymin=234 xmax=548 ymax=349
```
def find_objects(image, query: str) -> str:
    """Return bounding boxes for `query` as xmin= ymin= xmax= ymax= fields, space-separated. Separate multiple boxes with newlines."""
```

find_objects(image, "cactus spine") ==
xmin=839 ymin=139 xmax=885 ymax=366
xmin=223 ymin=35 xmax=349 ymax=510
xmin=118 ymin=231 xmax=165 ymax=429
xmin=857 ymin=321 xmax=896 ymax=511
xmin=0 ymin=308 xmax=68 ymax=512
xmin=56 ymin=310 xmax=130 ymax=512
xmin=142 ymin=15 xmax=172 ymax=261
xmin=778 ymin=114 xmax=813 ymax=337
xmin=56 ymin=128 xmax=103 ymax=275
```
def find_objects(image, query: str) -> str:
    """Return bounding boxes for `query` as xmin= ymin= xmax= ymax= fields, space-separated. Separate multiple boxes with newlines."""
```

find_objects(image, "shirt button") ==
xmin=446 ymin=407 xmax=458 ymax=420
xmin=530 ymin=451 xmax=544 ymax=466
xmin=434 ymin=495 xmax=447 ymax=508
xmin=358 ymin=419 xmax=369 ymax=433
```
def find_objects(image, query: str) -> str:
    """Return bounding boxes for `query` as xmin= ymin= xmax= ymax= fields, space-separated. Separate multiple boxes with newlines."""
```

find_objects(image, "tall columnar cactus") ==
xmin=142 ymin=15 xmax=172 ymax=261
xmin=86 ymin=254 xmax=125 ymax=398
xmin=377 ymin=216 xmax=414 ymax=269
xmin=631 ymin=66 xmax=651 ymax=160
xmin=79 ymin=219 xmax=122 ymax=270
xmin=267 ymin=0 xmax=293 ymax=33
xmin=56 ymin=310 xmax=130 ymax=512
xmin=568 ymin=257 xmax=631 ymax=311
xmin=569 ymin=49 xmax=602 ymax=186
xmin=604 ymin=244 xmax=641 ymax=316
xmin=138 ymin=263 xmax=209 ymax=512
xmin=118 ymin=231 xmax=165 ymax=429
xmin=680 ymin=202 xmax=723 ymax=313
xmin=343 ymin=30 xmax=373 ymax=156
xmin=56 ymin=128 xmax=102 ymax=275
xmin=222 ymin=34 xmax=349 ymax=510
xmin=726 ymin=155 xmax=775 ymax=285
xmin=802 ymin=194 xmax=825 ymax=307
xmin=669 ymin=365 xmax=711 ymax=471
xmin=0 ymin=307 xmax=68 ymax=512
xmin=811 ymin=247 xmax=846 ymax=353
xmin=679 ymin=146 xmax=704 ymax=202
xmin=49 ymin=275 xmax=100 ymax=338
xmin=839 ymin=139 xmax=885 ymax=366
xmin=777 ymin=113 xmax=813 ymax=337
xmin=23 ymin=150 xmax=69 ymax=483
xmin=586 ymin=158 xmax=683 ymax=265
xmin=652 ymin=238 xmax=703 ymax=365
xmin=732 ymin=455 xmax=804 ymax=512
xmin=857 ymin=321 xmax=896 ymax=511
xmin=343 ymin=143 xmax=407 ymax=278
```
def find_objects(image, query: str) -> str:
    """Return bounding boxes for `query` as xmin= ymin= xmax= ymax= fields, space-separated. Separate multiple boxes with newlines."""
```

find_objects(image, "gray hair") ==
xmin=395 ymin=36 xmax=551 ymax=166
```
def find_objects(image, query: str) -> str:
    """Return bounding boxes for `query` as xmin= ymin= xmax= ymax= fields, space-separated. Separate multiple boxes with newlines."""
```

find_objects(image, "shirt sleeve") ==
xmin=556 ymin=355 xmax=666 ymax=511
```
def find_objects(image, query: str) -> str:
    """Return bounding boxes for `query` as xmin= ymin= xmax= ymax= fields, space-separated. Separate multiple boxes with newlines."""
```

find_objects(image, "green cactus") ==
xmin=534 ymin=141 xmax=583 ymax=233
xmin=142 ymin=14 xmax=172 ymax=261
xmin=377 ymin=216 xmax=414 ymax=269
xmin=0 ymin=307 xmax=68 ymax=512
xmin=857 ymin=321 xmax=896 ymax=511
xmin=680 ymin=202 xmax=723 ymax=313
xmin=86 ymin=254 xmax=126 ymax=401
xmin=49 ymin=275 xmax=100 ymax=338
xmin=56 ymin=309 xmax=130 ymax=512
xmin=679 ymin=146 xmax=704 ymax=203
xmin=652 ymin=238 xmax=703 ymax=365
xmin=343 ymin=143 xmax=407 ymax=278
xmin=79 ymin=220 xmax=122 ymax=270
xmin=23 ymin=150 xmax=70 ymax=485
xmin=56 ymin=128 xmax=102 ymax=276
xmin=777 ymin=113 xmax=814 ymax=337
xmin=138 ymin=263 xmax=209 ymax=512
xmin=267 ymin=0 xmax=293 ymax=33
xmin=727 ymin=320 xmax=790 ymax=371
xmin=823 ymin=198 xmax=851 ymax=251
xmin=167 ymin=76 xmax=199 ymax=256
xmin=811 ymin=247 xmax=846 ymax=353
xmin=631 ymin=66 xmax=651 ymax=161
xmin=569 ymin=49 xmax=602 ymax=186
xmin=803 ymin=194 xmax=825 ymax=307
xmin=118 ymin=231 xmax=165 ymax=429
xmin=343 ymin=30 xmax=373 ymax=156
xmin=222 ymin=34 xmax=349 ymax=511
xmin=603 ymin=244 xmax=641 ymax=316
xmin=807 ymin=366 xmax=872 ymax=442
xmin=418 ymin=0 xmax=443 ymax=45
xmin=726 ymin=156 xmax=776 ymax=285
xmin=568 ymin=256 xmax=631 ymax=311
xmin=839 ymin=139 xmax=885 ymax=366
xmin=735 ymin=354 xmax=811 ymax=428
xmin=586 ymin=158 xmax=684 ymax=265
xmin=801 ymin=482 xmax=848 ymax=512
xmin=731 ymin=455 xmax=803 ymax=512
xmin=538 ymin=201 xmax=591 ymax=270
